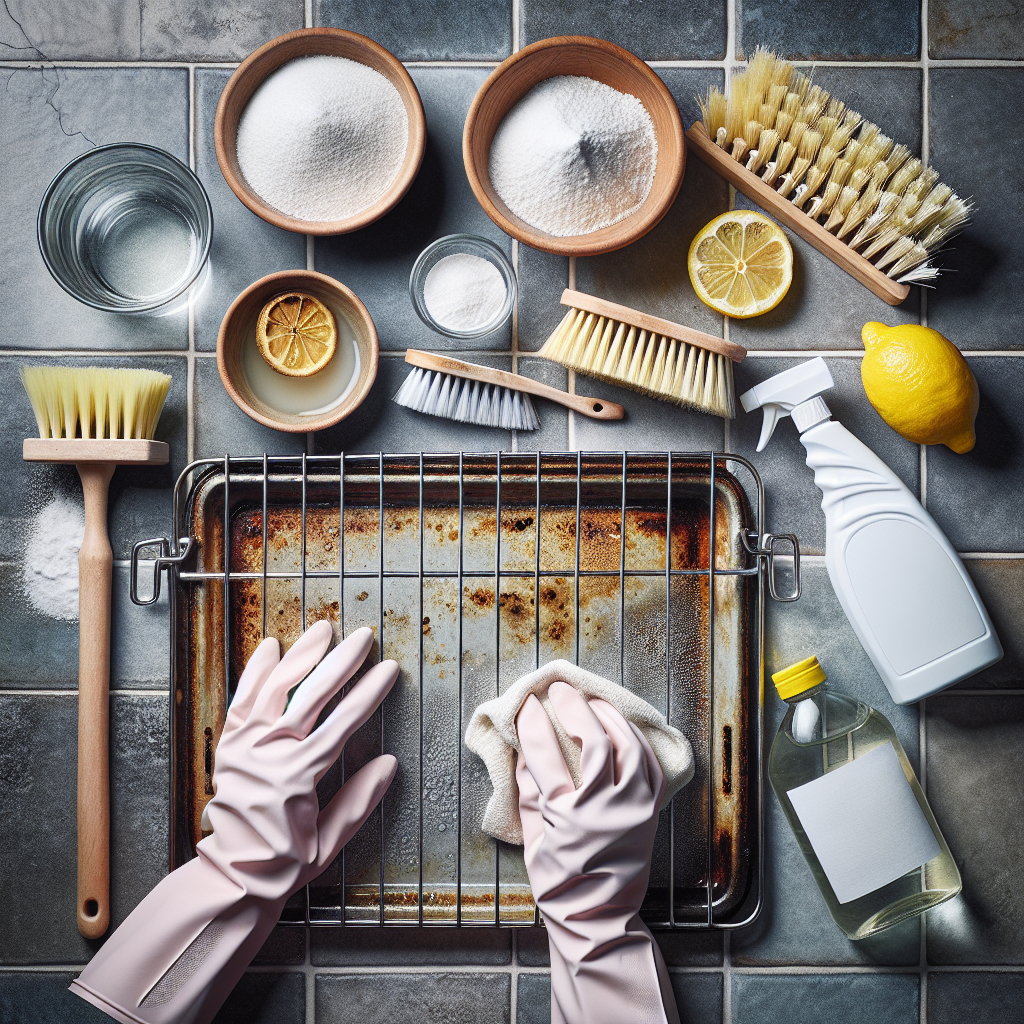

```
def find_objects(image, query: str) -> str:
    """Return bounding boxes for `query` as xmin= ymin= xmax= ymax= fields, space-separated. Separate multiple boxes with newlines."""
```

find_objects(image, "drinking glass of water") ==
xmin=38 ymin=143 xmax=213 ymax=316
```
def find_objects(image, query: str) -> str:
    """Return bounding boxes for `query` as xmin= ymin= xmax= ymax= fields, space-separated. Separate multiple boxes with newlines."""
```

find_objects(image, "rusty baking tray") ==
xmin=131 ymin=452 xmax=800 ymax=928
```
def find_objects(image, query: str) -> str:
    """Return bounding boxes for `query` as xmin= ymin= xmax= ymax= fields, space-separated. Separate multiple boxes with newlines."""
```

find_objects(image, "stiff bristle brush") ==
xmin=688 ymin=48 xmax=971 ymax=305
xmin=539 ymin=289 xmax=746 ymax=418
xmin=21 ymin=366 xmax=171 ymax=939
xmin=393 ymin=349 xmax=625 ymax=429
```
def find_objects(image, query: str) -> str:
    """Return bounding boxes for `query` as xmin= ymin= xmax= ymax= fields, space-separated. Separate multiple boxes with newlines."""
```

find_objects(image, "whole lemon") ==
xmin=860 ymin=322 xmax=978 ymax=453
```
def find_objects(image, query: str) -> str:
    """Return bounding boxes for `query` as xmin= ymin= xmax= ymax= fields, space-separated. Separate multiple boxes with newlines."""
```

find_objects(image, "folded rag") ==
xmin=465 ymin=659 xmax=694 ymax=845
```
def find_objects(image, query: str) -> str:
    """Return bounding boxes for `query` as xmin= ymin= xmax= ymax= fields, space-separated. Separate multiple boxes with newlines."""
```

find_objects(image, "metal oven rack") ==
xmin=132 ymin=451 xmax=799 ymax=930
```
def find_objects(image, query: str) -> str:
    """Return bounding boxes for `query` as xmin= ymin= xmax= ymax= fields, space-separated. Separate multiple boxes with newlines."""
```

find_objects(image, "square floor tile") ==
xmin=0 ymin=2 xmax=140 ymax=60
xmin=315 ymin=972 xmax=511 ymax=1023
xmin=521 ymin=0 xmax=726 ymax=60
xmin=513 ymin=357 xmax=569 ymax=452
xmin=211 ymin=971 xmax=305 ymax=1024
xmin=315 ymin=0 xmax=511 ymax=61
xmin=253 ymin=926 xmax=306 ymax=966
xmin=315 ymin=68 xmax=513 ymax=353
xmin=732 ymin=973 xmax=919 ymax=1024
xmin=671 ymin=972 xmax=723 ymax=1023
xmin=0 ymin=694 xmax=168 ymax=963
xmin=314 ymin=355 xmax=515 ymax=455
xmin=924 ymin=358 xmax=1024 ymax=553
xmin=656 ymin=931 xmax=724 ymax=966
xmin=928 ymin=71 xmax=1024 ymax=350
xmin=515 ymin=972 xmax=549 ymax=1024
xmin=515 ymin=246 xmax=568 ymax=354
xmin=731 ymin=356 xmax=919 ymax=555
xmin=141 ymin=1 xmax=302 ymax=61
xmin=0 ymin=356 xmax=187 ymax=562
xmin=193 ymin=70 xmax=307 ymax=353
xmin=955 ymin=559 xmax=1024 ymax=688
xmin=927 ymin=971 xmax=1024 ymax=1023
xmin=929 ymin=1 xmax=1024 ymax=59
xmin=0 ymin=972 xmax=111 ymax=1023
xmin=0 ymin=68 xmax=189 ymax=350
xmin=311 ymin=926 xmax=510 ymax=965
xmin=925 ymin=695 xmax=1024 ymax=964
xmin=738 ymin=0 xmax=920 ymax=59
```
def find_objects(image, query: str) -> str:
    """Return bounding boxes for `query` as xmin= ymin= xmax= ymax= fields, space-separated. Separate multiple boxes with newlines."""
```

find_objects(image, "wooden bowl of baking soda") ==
xmin=463 ymin=36 xmax=685 ymax=258
xmin=215 ymin=28 xmax=426 ymax=235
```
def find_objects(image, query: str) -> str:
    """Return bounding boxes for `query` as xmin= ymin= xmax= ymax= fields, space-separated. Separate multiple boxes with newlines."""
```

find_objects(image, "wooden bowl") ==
xmin=463 ymin=36 xmax=685 ymax=257
xmin=215 ymin=28 xmax=426 ymax=235
xmin=217 ymin=270 xmax=378 ymax=433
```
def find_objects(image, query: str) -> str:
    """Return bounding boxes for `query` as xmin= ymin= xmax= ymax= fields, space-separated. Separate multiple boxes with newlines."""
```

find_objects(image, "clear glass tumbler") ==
xmin=37 ymin=143 xmax=213 ymax=315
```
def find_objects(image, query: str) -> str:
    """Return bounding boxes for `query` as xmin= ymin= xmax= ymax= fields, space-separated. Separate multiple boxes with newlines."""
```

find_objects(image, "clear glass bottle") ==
xmin=768 ymin=656 xmax=961 ymax=940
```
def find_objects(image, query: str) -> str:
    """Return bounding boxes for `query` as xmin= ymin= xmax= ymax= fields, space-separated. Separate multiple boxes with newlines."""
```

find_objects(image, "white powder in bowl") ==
xmin=423 ymin=253 xmax=508 ymax=333
xmin=488 ymin=75 xmax=658 ymax=237
xmin=236 ymin=54 xmax=409 ymax=223
xmin=22 ymin=494 xmax=85 ymax=620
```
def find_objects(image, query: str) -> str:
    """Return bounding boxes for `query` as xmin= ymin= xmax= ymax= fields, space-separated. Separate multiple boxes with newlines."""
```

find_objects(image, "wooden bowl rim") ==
xmin=214 ymin=27 xmax=426 ymax=236
xmin=216 ymin=269 xmax=379 ymax=433
xmin=463 ymin=35 xmax=686 ymax=258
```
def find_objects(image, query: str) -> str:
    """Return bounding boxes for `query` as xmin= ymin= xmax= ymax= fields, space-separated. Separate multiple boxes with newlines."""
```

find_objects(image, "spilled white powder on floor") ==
xmin=236 ymin=54 xmax=409 ymax=223
xmin=488 ymin=75 xmax=658 ymax=237
xmin=22 ymin=495 xmax=85 ymax=620
xmin=423 ymin=253 xmax=508 ymax=332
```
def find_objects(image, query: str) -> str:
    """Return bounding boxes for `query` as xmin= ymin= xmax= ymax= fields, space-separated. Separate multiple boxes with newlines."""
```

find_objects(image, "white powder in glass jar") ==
xmin=236 ymin=54 xmax=409 ymax=223
xmin=423 ymin=253 xmax=508 ymax=333
xmin=22 ymin=494 xmax=85 ymax=620
xmin=488 ymin=75 xmax=658 ymax=237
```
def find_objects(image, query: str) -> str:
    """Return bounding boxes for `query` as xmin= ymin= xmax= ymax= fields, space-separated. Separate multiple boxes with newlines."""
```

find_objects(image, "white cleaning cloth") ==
xmin=465 ymin=659 xmax=695 ymax=845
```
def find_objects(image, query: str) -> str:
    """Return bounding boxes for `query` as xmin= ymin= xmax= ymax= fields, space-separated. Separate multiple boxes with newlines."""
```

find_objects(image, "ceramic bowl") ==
xmin=463 ymin=35 xmax=686 ymax=258
xmin=217 ymin=270 xmax=378 ymax=432
xmin=215 ymin=27 xmax=426 ymax=236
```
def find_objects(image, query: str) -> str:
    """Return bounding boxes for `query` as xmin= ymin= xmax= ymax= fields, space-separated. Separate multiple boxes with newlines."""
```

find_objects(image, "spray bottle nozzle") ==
xmin=740 ymin=357 xmax=835 ymax=451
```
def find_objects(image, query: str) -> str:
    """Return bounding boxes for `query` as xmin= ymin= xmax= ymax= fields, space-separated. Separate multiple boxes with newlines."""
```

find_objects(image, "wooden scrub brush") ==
xmin=394 ymin=349 xmax=625 ymax=429
xmin=539 ymin=289 xmax=746 ymax=418
xmin=21 ymin=366 xmax=171 ymax=939
xmin=687 ymin=48 xmax=972 ymax=306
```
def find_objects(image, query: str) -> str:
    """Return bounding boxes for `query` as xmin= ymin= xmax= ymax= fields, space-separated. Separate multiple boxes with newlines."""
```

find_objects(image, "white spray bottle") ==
xmin=741 ymin=358 xmax=1002 ymax=704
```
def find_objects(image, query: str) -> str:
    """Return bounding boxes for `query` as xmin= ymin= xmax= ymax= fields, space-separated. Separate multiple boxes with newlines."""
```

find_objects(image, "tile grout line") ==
xmin=567 ymin=256 xmax=576 ymax=451
xmin=305 ymin=922 xmax=315 ymax=1024
xmin=510 ymin=930 xmax=519 ymax=1022
xmin=307 ymin=233 xmax=316 ymax=457
xmin=186 ymin=63 xmax=197 ymax=464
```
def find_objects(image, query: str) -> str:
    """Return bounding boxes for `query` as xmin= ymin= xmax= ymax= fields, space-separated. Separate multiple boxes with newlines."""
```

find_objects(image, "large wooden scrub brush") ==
xmin=21 ymin=367 xmax=171 ymax=938
xmin=687 ymin=49 xmax=971 ymax=305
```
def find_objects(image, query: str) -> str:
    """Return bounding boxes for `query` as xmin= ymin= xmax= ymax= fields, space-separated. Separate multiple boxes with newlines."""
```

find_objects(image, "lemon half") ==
xmin=688 ymin=211 xmax=793 ymax=318
xmin=256 ymin=292 xmax=337 ymax=377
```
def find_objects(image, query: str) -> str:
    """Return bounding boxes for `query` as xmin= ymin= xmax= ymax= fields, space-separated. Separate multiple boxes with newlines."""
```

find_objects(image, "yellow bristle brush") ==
xmin=539 ymin=289 xmax=746 ymax=419
xmin=688 ymin=48 xmax=972 ymax=306
xmin=21 ymin=366 xmax=171 ymax=939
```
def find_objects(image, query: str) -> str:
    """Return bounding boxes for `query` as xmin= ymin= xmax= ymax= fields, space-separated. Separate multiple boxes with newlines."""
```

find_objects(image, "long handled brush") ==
xmin=538 ymin=289 xmax=746 ymax=418
xmin=688 ymin=49 xmax=971 ymax=305
xmin=393 ymin=349 xmax=625 ymax=429
xmin=21 ymin=366 xmax=171 ymax=939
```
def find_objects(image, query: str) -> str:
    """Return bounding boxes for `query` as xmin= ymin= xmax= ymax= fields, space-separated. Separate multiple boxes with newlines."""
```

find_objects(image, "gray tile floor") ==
xmin=0 ymin=2 xmax=1021 ymax=1022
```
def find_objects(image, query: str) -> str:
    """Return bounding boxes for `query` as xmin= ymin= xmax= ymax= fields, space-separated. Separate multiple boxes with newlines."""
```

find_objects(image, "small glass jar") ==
xmin=38 ymin=143 xmax=213 ymax=316
xmin=768 ymin=656 xmax=961 ymax=940
xmin=409 ymin=234 xmax=516 ymax=339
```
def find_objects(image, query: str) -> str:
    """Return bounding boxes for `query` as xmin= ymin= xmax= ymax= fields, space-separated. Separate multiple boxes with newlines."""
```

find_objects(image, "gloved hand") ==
xmin=71 ymin=621 xmax=397 ymax=1024
xmin=516 ymin=680 xmax=680 ymax=1024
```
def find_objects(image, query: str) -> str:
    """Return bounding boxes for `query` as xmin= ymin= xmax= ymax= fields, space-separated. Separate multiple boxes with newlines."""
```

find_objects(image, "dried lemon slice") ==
xmin=256 ymin=292 xmax=337 ymax=377
xmin=688 ymin=211 xmax=793 ymax=318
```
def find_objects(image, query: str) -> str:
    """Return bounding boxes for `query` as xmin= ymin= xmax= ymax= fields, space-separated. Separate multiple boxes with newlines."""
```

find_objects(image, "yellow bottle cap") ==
xmin=772 ymin=655 xmax=827 ymax=699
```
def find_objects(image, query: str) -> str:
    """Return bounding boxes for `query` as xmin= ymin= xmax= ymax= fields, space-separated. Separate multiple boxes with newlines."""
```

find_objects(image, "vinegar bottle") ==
xmin=768 ymin=656 xmax=961 ymax=940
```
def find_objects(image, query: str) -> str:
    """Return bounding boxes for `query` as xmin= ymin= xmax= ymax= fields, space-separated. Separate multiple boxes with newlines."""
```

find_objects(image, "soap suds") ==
xmin=22 ymin=494 xmax=84 ymax=620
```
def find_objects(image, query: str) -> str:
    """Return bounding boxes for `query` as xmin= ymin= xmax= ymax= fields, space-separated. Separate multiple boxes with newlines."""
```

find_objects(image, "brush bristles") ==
xmin=21 ymin=366 xmax=171 ymax=440
xmin=393 ymin=367 xmax=540 ymax=431
xmin=540 ymin=309 xmax=735 ymax=419
xmin=699 ymin=48 xmax=971 ymax=283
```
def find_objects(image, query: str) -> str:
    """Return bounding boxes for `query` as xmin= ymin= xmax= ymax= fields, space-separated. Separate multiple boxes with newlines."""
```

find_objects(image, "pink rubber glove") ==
xmin=516 ymin=680 xmax=680 ymax=1024
xmin=71 ymin=621 xmax=397 ymax=1024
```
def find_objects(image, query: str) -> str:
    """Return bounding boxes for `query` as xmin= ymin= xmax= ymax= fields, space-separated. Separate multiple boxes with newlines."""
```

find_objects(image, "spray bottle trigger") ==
xmin=739 ymin=357 xmax=835 ymax=450
xmin=757 ymin=405 xmax=784 ymax=452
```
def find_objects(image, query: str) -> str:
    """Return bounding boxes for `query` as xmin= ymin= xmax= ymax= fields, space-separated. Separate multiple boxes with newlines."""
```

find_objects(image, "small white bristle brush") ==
xmin=394 ymin=349 xmax=625 ymax=430
xmin=21 ymin=366 xmax=171 ymax=940
xmin=689 ymin=48 xmax=972 ymax=305
xmin=538 ymin=289 xmax=746 ymax=419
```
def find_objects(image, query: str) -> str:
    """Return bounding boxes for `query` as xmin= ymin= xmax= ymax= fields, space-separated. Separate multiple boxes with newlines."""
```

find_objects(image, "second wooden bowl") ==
xmin=215 ymin=28 xmax=426 ymax=236
xmin=463 ymin=36 xmax=685 ymax=257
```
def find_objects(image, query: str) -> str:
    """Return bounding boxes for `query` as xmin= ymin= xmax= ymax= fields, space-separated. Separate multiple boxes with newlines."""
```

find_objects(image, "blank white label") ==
xmin=787 ymin=742 xmax=940 ymax=904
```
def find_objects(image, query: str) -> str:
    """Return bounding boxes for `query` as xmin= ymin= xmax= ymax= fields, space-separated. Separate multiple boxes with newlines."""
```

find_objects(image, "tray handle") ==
xmin=130 ymin=537 xmax=194 ymax=606
xmin=743 ymin=530 xmax=801 ymax=602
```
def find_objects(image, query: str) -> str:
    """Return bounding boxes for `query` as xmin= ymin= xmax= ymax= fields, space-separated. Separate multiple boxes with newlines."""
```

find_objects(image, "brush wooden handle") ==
xmin=686 ymin=122 xmax=911 ymax=307
xmin=560 ymin=289 xmax=747 ymax=362
xmin=404 ymin=350 xmax=625 ymax=420
xmin=76 ymin=461 xmax=115 ymax=939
